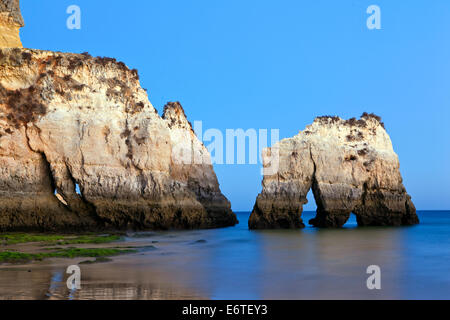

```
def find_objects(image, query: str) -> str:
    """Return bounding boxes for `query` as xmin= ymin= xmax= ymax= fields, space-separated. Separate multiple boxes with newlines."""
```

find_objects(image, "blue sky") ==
xmin=21 ymin=0 xmax=450 ymax=211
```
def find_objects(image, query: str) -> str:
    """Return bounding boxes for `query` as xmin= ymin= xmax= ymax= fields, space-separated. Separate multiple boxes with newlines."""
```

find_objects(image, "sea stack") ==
xmin=249 ymin=114 xmax=419 ymax=229
xmin=0 ymin=0 xmax=237 ymax=231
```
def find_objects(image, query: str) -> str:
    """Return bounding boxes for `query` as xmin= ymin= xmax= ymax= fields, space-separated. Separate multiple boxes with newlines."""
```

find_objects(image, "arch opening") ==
xmin=304 ymin=189 xmax=317 ymax=225
xmin=343 ymin=212 xmax=358 ymax=228
xmin=75 ymin=183 xmax=82 ymax=196
xmin=306 ymin=182 xmax=356 ymax=228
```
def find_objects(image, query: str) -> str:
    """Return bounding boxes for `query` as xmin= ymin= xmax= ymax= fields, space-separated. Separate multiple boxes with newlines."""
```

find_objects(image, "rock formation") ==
xmin=0 ymin=48 xmax=237 ymax=231
xmin=0 ymin=0 xmax=23 ymax=48
xmin=249 ymin=114 xmax=419 ymax=229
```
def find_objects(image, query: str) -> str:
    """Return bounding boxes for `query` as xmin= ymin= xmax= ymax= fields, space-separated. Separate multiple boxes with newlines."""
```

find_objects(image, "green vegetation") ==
xmin=0 ymin=232 xmax=156 ymax=264
xmin=0 ymin=233 xmax=122 ymax=245
xmin=0 ymin=251 xmax=38 ymax=263
xmin=0 ymin=234 xmax=64 ymax=244
xmin=55 ymin=235 xmax=122 ymax=245
xmin=0 ymin=247 xmax=136 ymax=264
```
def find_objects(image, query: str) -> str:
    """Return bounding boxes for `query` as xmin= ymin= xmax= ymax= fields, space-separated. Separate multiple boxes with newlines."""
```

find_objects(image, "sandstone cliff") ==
xmin=0 ymin=48 xmax=237 ymax=231
xmin=0 ymin=0 xmax=23 ymax=48
xmin=249 ymin=114 xmax=419 ymax=229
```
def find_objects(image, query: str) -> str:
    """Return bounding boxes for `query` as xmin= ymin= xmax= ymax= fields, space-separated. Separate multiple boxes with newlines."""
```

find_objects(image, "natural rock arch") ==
xmin=248 ymin=114 xmax=419 ymax=229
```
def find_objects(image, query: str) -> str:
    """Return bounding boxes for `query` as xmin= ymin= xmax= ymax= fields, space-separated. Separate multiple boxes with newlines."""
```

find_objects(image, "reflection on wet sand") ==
xmin=0 ymin=259 xmax=206 ymax=300
xmin=0 ymin=264 xmax=56 ymax=300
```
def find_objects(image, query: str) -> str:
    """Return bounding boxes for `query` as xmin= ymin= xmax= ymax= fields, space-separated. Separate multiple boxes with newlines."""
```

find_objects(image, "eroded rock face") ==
xmin=0 ymin=0 xmax=23 ymax=48
xmin=249 ymin=114 xmax=419 ymax=229
xmin=0 ymin=48 xmax=237 ymax=231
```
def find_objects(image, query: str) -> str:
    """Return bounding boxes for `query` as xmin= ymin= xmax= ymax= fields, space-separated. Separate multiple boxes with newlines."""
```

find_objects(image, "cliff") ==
xmin=249 ymin=114 xmax=419 ymax=229
xmin=0 ymin=48 xmax=237 ymax=231
xmin=0 ymin=0 xmax=23 ymax=48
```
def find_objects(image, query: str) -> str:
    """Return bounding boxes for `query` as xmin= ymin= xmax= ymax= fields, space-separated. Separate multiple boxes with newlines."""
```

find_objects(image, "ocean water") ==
xmin=0 ymin=211 xmax=449 ymax=300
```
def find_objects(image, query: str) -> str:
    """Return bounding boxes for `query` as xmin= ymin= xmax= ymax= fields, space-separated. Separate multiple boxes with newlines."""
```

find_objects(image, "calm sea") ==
xmin=0 ymin=211 xmax=449 ymax=300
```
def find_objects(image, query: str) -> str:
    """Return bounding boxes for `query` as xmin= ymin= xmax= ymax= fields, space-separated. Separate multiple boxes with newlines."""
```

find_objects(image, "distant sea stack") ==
xmin=0 ymin=1 xmax=237 ymax=231
xmin=0 ymin=0 xmax=23 ymax=48
xmin=249 ymin=114 xmax=419 ymax=229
